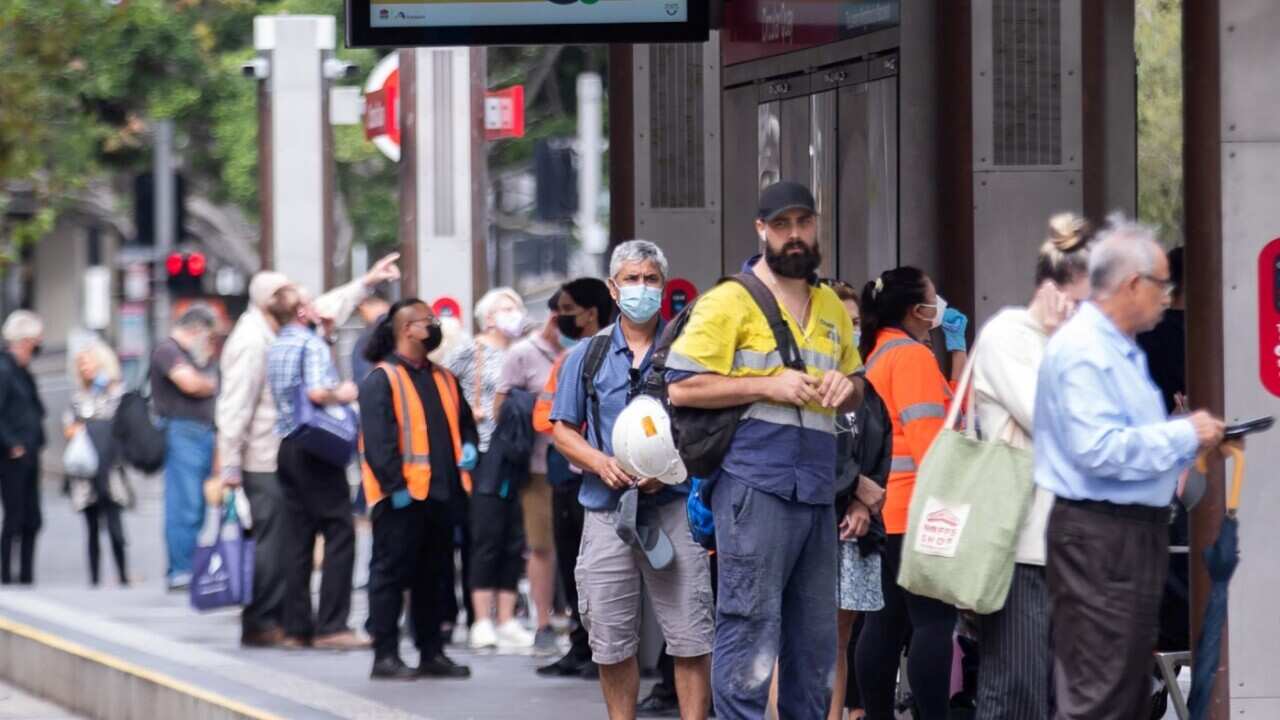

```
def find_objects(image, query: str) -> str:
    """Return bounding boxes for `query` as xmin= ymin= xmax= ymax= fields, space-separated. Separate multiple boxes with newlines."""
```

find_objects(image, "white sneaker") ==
xmin=469 ymin=619 xmax=497 ymax=649
xmin=494 ymin=619 xmax=535 ymax=650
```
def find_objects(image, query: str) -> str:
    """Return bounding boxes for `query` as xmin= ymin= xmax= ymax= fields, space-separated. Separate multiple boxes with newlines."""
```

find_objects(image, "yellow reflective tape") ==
xmin=0 ymin=615 xmax=285 ymax=720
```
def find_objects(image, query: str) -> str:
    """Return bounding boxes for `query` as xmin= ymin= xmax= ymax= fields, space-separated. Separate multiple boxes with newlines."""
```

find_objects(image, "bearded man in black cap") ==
xmin=666 ymin=181 xmax=864 ymax=719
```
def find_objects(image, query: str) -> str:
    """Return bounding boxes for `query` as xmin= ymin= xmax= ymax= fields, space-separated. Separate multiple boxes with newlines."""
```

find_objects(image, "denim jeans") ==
xmin=163 ymin=419 xmax=215 ymax=581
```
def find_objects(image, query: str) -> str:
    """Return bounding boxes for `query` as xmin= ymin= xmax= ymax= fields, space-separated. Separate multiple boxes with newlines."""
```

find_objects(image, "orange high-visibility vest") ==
xmin=532 ymin=355 xmax=564 ymax=434
xmin=360 ymin=362 xmax=472 ymax=506
xmin=863 ymin=328 xmax=955 ymax=535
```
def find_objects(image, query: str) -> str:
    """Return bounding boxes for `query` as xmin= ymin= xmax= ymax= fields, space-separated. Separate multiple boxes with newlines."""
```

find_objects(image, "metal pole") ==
xmin=1183 ymin=0 xmax=1229 ymax=717
xmin=153 ymin=118 xmax=174 ymax=341
xmin=578 ymin=72 xmax=605 ymax=263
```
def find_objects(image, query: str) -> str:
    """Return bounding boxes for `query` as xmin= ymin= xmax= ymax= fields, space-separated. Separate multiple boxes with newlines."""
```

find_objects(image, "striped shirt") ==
xmin=667 ymin=278 xmax=861 ymax=505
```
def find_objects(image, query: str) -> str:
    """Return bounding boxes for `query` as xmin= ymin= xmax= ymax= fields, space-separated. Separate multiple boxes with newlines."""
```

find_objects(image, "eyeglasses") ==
xmin=1139 ymin=274 xmax=1176 ymax=298
xmin=407 ymin=318 xmax=440 ymax=329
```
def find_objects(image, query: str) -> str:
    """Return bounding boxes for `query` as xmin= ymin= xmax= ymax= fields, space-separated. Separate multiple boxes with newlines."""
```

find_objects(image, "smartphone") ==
xmin=1224 ymin=415 xmax=1275 ymax=440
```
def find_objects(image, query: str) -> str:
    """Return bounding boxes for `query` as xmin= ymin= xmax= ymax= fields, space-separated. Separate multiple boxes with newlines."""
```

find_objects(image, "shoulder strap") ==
xmin=581 ymin=334 xmax=612 ymax=449
xmin=729 ymin=272 xmax=806 ymax=372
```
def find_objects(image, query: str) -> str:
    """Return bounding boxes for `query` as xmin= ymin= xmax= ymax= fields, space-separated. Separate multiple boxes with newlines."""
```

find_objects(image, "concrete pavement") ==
xmin=0 ymin=474 xmax=611 ymax=719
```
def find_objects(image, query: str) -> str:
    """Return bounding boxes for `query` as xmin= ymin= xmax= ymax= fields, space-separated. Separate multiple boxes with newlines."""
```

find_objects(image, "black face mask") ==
xmin=422 ymin=324 xmax=443 ymax=354
xmin=30 ymin=343 xmax=42 ymax=358
xmin=765 ymin=238 xmax=821 ymax=280
xmin=556 ymin=313 xmax=584 ymax=340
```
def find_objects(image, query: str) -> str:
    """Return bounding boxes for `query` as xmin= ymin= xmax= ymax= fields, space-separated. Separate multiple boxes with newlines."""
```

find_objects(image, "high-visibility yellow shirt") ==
xmin=667 ymin=277 xmax=861 ymax=504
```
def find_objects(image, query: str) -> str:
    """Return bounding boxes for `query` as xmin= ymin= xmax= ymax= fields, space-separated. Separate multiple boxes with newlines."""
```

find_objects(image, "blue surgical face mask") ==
xmin=558 ymin=333 xmax=582 ymax=350
xmin=91 ymin=371 xmax=111 ymax=392
xmin=617 ymin=284 xmax=663 ymax=323
xmin=852 ymin=330 xmax=862 ymax=350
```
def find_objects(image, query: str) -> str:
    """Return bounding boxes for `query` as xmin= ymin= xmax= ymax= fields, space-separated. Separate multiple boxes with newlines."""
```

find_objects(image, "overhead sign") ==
xmin=363 ymin=53 xmax=400 ymax=162
xmin=1259 ymin=237 xmax=1280 ymax=397
xmin=721 ymin=0 xmax=900 ymax=66
xmin=485 ymin=85 xmax=525 ymax=141
xmin=346 ymin=0 xmax=708 ymax=48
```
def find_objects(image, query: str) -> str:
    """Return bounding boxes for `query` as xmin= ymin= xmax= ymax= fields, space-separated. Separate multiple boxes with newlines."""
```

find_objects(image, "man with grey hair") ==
xmin=151 ymin=305 xmax=220 ymax=591
xmin=1033 ymin=216 xmax=1226 ymax=719
xmin=551 ymin=240 xmax=714 ymax=718
xmin=0 ymin=310 xmax=46 ymax=584
xmin=218 ymin=253 xmax=400 ymax=647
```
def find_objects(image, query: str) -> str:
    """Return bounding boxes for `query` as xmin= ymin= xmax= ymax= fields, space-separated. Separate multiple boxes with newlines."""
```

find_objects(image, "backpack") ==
xmin=113 ymin=390 xmax=167 ymax=474
xmin=580 ymin=272 xmax=807 ymax=549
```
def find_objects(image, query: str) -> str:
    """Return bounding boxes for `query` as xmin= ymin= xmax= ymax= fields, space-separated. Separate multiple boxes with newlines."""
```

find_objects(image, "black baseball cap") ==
xmin=758 ymin=181 xmax=817 ymax=222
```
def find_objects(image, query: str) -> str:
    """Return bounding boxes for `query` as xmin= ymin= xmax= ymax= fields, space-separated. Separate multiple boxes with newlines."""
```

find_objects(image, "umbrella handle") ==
xmin=1194 ymin=444 xmax=1247 ymax=516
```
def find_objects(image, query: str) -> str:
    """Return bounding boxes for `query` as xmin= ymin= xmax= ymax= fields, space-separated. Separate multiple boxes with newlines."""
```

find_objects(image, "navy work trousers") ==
xmin=710 ymin=474 xmax=837 ymax=719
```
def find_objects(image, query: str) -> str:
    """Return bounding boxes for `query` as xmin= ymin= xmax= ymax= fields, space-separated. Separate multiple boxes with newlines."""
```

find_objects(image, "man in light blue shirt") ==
xmin=1034 ymin=217 xmax=1224 ymax=720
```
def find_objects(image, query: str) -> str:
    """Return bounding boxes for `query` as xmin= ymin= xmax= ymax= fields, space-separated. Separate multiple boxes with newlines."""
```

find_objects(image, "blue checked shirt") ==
xmin=267 ymin=324 xmax=339 ymax=437
xmin=1033 ymin=302 xmax=1199 ymax=507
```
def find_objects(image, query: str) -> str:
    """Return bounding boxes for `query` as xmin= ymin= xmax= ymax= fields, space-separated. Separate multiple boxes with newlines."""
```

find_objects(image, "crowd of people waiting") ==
xmin=0 ymin=178 xmax=1231 ymax=720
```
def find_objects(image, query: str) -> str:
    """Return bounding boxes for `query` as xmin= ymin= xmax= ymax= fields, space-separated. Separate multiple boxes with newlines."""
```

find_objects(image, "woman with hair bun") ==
xmin=854 ymin=266 xmax=968 ymax=720
xmin=969 ymin=213 xmax=1094 ymax=719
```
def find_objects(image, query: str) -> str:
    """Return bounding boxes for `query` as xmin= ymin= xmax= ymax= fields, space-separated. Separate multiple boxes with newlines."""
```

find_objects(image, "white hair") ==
xmin=74 ymin=340 xmax=122 ymax=387
xmin=473 ymin=287 xmax=525 ymax=327
xmin=609 ymin=240 xmax=669 ymax=280
xmin=1087 ymin=214 xmax=1163 ymax=297
xmin=2 ymin=310 xmax=43 ymax=343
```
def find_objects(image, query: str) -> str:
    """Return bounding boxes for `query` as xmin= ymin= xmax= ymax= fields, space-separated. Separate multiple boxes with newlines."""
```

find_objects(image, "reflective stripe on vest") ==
xmin=890 ymin=456 xmax=917 ymax=473
xmin=863 ymin=338 xmax=917 ymax=373
xmin=360 ymin=362 xmax=471 ymax=506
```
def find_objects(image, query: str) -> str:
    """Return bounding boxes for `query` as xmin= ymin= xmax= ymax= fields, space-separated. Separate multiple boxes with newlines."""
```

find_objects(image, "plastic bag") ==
xmin=63 ymin=428 xmax=100 ymax=478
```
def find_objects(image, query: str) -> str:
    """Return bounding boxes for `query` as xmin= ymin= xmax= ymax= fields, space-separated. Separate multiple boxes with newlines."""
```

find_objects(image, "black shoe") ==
xmin=537 ymin=652 xmax=590 ymax=678
xmin=579 ymin=660 xmax=599 ymax=680
xmin=418 ymin=652 xmax=471 ymax=679
xmin=371 ymin=656 xmax=418 ymax=680
xmin=636 ymin=686 xmax=681 ymax=717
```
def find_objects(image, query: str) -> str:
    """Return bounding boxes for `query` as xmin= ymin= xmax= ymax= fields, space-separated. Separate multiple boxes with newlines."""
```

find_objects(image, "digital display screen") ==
xmin=347 ymin=0 xmax=708 ymax=47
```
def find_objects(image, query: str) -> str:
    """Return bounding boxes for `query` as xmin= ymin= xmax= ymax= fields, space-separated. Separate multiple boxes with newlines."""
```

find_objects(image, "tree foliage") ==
xmin=1 ymin=0 xmax=600 ymax=256
xmin=1136 ymin=0 xmax=1183 ymax=247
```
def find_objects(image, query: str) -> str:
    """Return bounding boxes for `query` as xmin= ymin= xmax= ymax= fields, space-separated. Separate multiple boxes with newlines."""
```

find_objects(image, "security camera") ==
xmin=323 ymin=58 xmax=359 ymax=81
xmin=241 ymin=58 xmax=270 ymax=80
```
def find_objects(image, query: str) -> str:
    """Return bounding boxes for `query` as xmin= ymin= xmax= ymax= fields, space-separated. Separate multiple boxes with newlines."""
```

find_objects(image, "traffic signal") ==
xmin=166 ymin=251 xmax=206 ymax=297
xmin=133 ymin=172 xmax=186 ymax=246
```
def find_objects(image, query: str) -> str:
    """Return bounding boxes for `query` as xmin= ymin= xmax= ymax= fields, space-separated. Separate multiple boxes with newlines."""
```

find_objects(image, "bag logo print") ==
xmin=914 ymin=497 xmax=971 ymax=558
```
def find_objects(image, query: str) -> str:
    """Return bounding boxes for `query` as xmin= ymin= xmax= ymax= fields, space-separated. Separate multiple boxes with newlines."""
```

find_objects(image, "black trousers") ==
xmin=84 ymin=501 xmax=127 ymax=585
xmin=552 ymin=473 xmax=590 ymax=660
xmin=241 ymin=471 xmax=288 ymax=635
xmin=856 ymin=533 xmax=957 ymax=720
xmin=1047 ymin=499 xmax=1167 ymax=720
xmin=0 ymin=455 xmax=41 ymax=584
xmin=469 ymin=493 xmax=525 ymax=591
xmin=367 ymin=497 xmax=455 ymax=660
xmin=277 ymin=436 xmax=355 ymax=638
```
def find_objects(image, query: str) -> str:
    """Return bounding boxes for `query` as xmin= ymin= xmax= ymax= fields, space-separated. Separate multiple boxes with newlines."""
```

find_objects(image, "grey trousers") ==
xmin=241 ymin=471 xmax=287 ymax=635
xmin=976 ymin=564 xmax=1051 ymax=720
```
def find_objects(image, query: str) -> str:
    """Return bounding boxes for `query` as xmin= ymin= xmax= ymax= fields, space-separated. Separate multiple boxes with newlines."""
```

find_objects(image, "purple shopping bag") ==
xmin=190 ymin=502 xmax=255 ymax=611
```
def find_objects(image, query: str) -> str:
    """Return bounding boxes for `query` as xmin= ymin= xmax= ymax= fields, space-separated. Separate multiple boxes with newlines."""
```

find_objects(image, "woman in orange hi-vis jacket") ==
xmin=854 ymin=267 xmax=969 ymax=720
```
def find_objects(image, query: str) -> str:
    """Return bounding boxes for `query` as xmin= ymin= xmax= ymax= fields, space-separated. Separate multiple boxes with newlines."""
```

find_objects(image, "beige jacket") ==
xmin=972 ymin=307 xmax=1056 ymax=566
xmin=216 ymin=280 xmax=368 ymax=475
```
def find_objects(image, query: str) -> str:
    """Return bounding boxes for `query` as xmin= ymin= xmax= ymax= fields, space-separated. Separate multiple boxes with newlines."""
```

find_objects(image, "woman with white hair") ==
xmin=443 ymin=287 xmax=535 ymax=650
xmin=0 ymin=310 xmax=46 ymax=584
xmin=63 ymin=340 xmax=131 ymax=586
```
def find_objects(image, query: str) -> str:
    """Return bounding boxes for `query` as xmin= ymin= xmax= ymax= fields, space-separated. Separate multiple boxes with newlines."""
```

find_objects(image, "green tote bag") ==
xmin=897 ymin=346 xmax=1035 ymax=614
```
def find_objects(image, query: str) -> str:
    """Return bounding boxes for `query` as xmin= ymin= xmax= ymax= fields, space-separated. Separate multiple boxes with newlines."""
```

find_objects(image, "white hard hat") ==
xmin=611 ymin=395 xmax=687 ymax=486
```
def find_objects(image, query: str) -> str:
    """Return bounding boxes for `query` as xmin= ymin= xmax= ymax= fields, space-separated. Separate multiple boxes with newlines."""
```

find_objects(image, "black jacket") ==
xmin=473 ymin=389 xmax=536 ymax=498
xmin=359 ymin=355 xmax=478 ymax=501
xmin=0 ymin=350 xmax=45 ymax=456
xmin=836 ymin=381 xmax=892 ymax=556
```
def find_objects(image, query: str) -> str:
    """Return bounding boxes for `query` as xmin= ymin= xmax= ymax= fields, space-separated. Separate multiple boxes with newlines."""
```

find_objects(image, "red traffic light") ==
xmin=187 ymin=251 xmax=206 ymax=277
xmin=166 ymin=252 xmax=184 ymax=277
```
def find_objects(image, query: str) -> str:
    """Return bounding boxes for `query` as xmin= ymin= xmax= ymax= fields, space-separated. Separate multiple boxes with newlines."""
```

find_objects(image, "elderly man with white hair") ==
xmin=0 ymin=310 xmax=46 ymax=585
xmin=1033 ymin=216 xmax=1226 ymax=720
xmin=217 ymin=253 xmax=400 ymax=648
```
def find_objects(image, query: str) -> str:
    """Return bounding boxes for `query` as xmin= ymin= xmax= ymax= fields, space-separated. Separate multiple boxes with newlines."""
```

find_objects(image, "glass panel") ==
xmin=758 ymin=101 xmax=781 ymax=189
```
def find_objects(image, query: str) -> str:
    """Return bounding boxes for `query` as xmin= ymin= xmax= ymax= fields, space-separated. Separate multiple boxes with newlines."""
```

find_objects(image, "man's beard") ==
xmin=765 ymin=238 xmax=821 ymax=279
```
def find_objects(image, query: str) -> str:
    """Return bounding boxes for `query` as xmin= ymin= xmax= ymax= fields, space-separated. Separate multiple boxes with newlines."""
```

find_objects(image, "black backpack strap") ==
xmin=729 ymin=272 xmax=807 ymax=372
xmin=580 ymin=333 xmax=613 ymax=450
